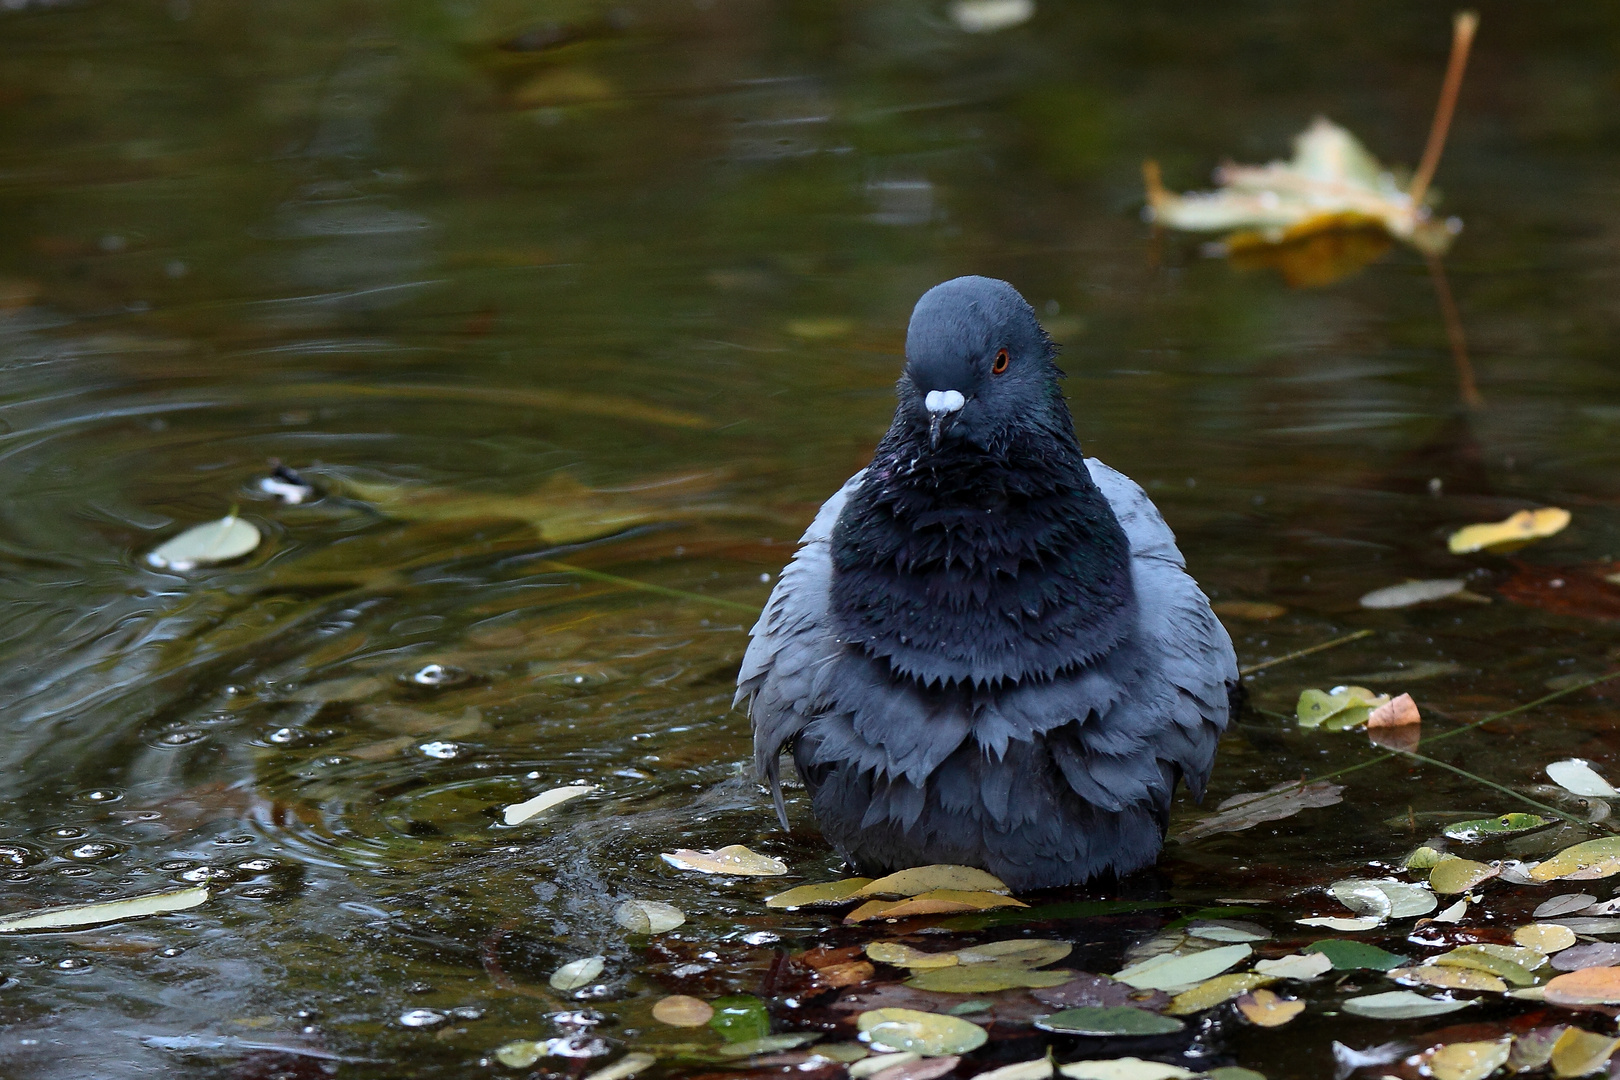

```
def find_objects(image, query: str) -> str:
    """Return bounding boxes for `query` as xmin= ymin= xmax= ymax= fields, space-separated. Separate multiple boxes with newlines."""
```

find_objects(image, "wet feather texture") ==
xmin=736 ymin=276 xmax=1237 ymax=890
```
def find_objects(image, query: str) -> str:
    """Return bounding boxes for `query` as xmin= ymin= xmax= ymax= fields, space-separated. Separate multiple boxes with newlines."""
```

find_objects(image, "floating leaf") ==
xmin=1430 ymin=857 xmax=1498 ymax=894
xmin=709 ymin=995 xmax=771 ymax=1043
xmin=867 ymin=942 xmax=959 ymax=969
xmin=1368 ymin=693 xmax=1422 ymax=729
xmin=1296 ymin=686 xmax=1390 ymax=730
xmin=583 ymin=1052 xmax=656 ymax=1080
xmin=1114 ymin=944 xmax=1251 ymax=991
xmin=1254 ymin=953 xmax=1333 ymax=980
xmin=1547 ymin=759 xmax=1620 ymax=799
xmin=652 ymin=995 xmax=713 ymax=1027
xmin=661 ymin=845 xmax=787 ymax=876
xmin=850 ymin=1053 xmax=920 ymax=1079
xmin=1448 ymin=508 xmax=1570 ymax=555
xmin=1058 ymin=1059 xmax=1196 ymax=1080
xmin=863 ymin=1055 xmax=961 ymax=1080
xmin=1536 ymin=894 xmax=1599 ymax=918
xmin=1207 ymin=1071 xmax=1267 ymax=1080
xmin=1331 ymin=878 xmax=1436 ymax=919
xmin=1185 ymin=919 xmax=1270 ymax=943
xmin=1388 ymin=965 xmax=1506 ymax=993
xmin=1213 ymin=601 xmax=1287 ymax=621
xmin=550 ymin=955 xmax=605 ymax=991
xmin=956 ymin=939 xmax=1071 ymax=967
xmin=503 ymin=784 xmax=597 ymax=825
xmin=817 ymin=960 xmax=876 ymax=988
xmin=766 ymin=879 xmax=872 ymax=909
xmin=948 ymin=0 xmax=1033 ymax=34
xmin=1296 ymin=916 xmax=1382 ymax=932
xmin=846 ymin=890 xmax=1025 ymax=923
xmin=1549 ymin=917 xmax=1620 ymax=935
xmin=613 ymin=900 xmax=685 ymax=934
xmin=1434 ymin=945 xmax=1540 ymax=985
xmin=1428 ymin=1038 xmax=1512 ymax=1080
xmin=1166 ymin=973 xmax=1275 ymax=1015
xmin=1550 ymin=943 xmax=1620 ymax=972
xmin=1444 ymin=813 xmax=1552 ymax=842
xmin=856 ymin=1008 xmax=987 ymax=1056
xmin=1532 ymin=839 xmax=1620 ymax=882
xmin=1434 ymin=899 xmax=1469 ymax=923
xmin=1515 ymin=924 xmax=1578 ymax=954
xmin=975 ymin=1059 xmax=1055 ymax=1080
xmin=1175 ymin=780 xmax=1344 ymax=841
xmin=716 ymin=1033 xmax=821 ymax=1058
xmin=1548 ymin=1027 xmax=1620 ymax=1078
xmin=1360 ymin=579 xmax=1466 ymax=610
xmin=147 ymin=513 xmax=261 ymax=571
xmin=1405 ymin=845 xmax=1447 ymax=870
xmin=0 ymin=885 xmax=209 ymax=933
xmin=857 ymin=866 xmax=1011 ymax=897
xmin=1237 ymin=989 xmax=1304 ymax=1027
xmin=1544 ymin=967 xmax=1620 ymax=1006
xmin=905 ymin=964 xmax=1071 ymax=993
xmin=1342 ymin=990 xmax=1474 ymax=1019
xmin=1035 ymin=1006 xmax=1183 ymax=1036
xmin=1302 ymin=939 xmax=1407 ymax=971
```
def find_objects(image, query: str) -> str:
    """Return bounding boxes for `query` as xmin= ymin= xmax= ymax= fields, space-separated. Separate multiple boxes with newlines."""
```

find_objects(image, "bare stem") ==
xmin=1425 ymin=251 xmax=1483 ymax=408
xmin=1409 ymin=11 xmax=1479 ymax=208
xmin=1239 ymin=629 xmax=1374 ymax=677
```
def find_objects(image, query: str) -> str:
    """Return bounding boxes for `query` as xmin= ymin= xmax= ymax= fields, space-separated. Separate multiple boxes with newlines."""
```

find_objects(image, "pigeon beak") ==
xmin=924 ymin=389 xmax=966 ymax=450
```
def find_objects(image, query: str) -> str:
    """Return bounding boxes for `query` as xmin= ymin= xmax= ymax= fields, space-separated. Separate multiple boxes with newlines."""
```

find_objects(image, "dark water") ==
xmin=2 ymin=1 xmax=1619 ymax=1077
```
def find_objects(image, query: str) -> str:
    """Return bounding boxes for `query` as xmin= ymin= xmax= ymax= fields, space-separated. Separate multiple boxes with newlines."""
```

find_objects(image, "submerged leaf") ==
xmin=1448 ymin=508 xmax=1570 ymax=555
xmin=147 ymin=514 xmax=261 ymax=571
xmin=1341 ymin=990 xmax=1474 ymax=1019
xmin=1114 ymin=944 xmax=1251 ymax=991
xmin=1531 ymin=838 xmax=1620 ymax=882
xmin=652 ymin=995 xmax=713 ymax=1027
xmin=709 ymin=995 xmax=771 ymax=1043
xmin=0 ymin=885 xmax=208 ymax=932
xmin=1175 ymin=780 xmax=1344 ymax=840
xmin=550 ymin=955 xmax=605 ymax=991
xmin=956 ymin=939 xmax=1072 ymax=967
xmin=857 ymin=865 xmax=1011 ymax=897
xmin=716 ymin=1033 xmax=820 ymax=1058
xmin=905 ymin=964 xmax=1072 ymax=993
xmin=661 ymin=845 xmax=787 ymax=876
xmin=766 ymin=879 xmax=872 ymax=909
xmin=948 ymin=0 xmax=1034 ymax=34
xmin=1444 ymin=813 xmax=1552 ymax=842
xmin=1359 ymin=579 xmax=1466 ymax=609
xmin=613 ymin=900 xmax=685 ymax=934
xmin=1546 ymin=759 xmax=1620 ymax=799
xmin=856 ymin=1008 xmax=987 ymax=1056
xmin=1296 ymin=686 xmax=1390 ymax=730
xmin=849 ymin=1053 xmax=920 ymax=1079
xmin=502 ymin=784 xmax=597 ymax=825
xmin=583 ymin=1053 xmax=656 ymax=1080
xmin=1035 ymin=1006 xmax=1183 ymax=1036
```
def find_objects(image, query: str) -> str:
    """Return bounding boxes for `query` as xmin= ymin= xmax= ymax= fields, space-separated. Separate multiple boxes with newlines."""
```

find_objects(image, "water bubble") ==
xmin=57 ymin=866 xmax=94 ymax=877
xmin=0 ymin=843 xmax=43 ymax=867
xmin=179 ymin=867 xmax=236 ymax=883
xmin=235 ymin=858 xmax=277 ymax=872
xmin=417 ymin=742 xmax=459 ymax=759
xmin=47 ymin=827 xmax=87 ymax=840
xmin=408 ymin=664 xmax=465 ymax=687
xmin=55 ymin=958 xmax=92 ymax=972
xmin=398 ymin=1009 xmax=445 ymax=1028
xmin=265 ymin=727 xmax=305 ymax=745
xmin=64 ymin=842 xmax=124 ymax=861
xmin=4 ymin=871 xmax=33 ymax=882
xmin=212 ymin=835 xmax=255 ymax=846
xmin=742 ymin=931 xmax=779 ymax=945
xmin=449 ymin=1007 xmax=484 ymax=1020
xmin=544 ymin=1034 xmax=610 ymax=1057
xmin=72 ymin=789 xmax=123 ymax=804
xmin=236 ymin=885 xmax=279 ymax=899
xmin=156 ymin=860 xmax=197 ymax=871
xmin=156 ymin=730 xmax=206 ymax=747
xmin=158 ymin=947 xmax=185 ymax=958
xmin=17 ymin=955 xmax=44 ymax=966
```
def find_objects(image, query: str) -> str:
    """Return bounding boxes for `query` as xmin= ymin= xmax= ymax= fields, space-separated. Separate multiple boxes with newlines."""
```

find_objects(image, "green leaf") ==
xmin=906 ymin=964 xmax=1073 ymax=993
xmin=1430 ymin=857 xmax=1499 ymax=894
xmin=715 ymin=1033 xmax=820 ymax=1058
xmin=1341 ymin=991 xmax=1474 ymax=1019
xmin=1295 ymin=686 xmax=1388 ymax=730
xmin=1035 ymin=1006 xmax=1184 ymax=1036
xmin=1113 ymin=944 xmax=1251 ymax=991
xmin=1302 ymin=939 xmax=1408 ymax=971
xmin=765 ymin=879 xmax=872 ymax=909
xmin=1443 ymin=813 xmax=1552 ymax=842
xmin=855 ymin=1008 xmax=988 ymax=1056
xmin=708 ymin=995 xmax=771 ymax=1043
xmin=146 ymin=513 xmax=261 ymax=571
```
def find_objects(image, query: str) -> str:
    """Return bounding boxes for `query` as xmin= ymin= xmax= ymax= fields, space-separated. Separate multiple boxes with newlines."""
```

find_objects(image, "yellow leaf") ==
xmin=1429 ymin=1038 xmax=1513 ymax=1080
xmin=765 ymin=879 xmax=872 ymax=909
xmin=866 ymin=942 xmax=959 ymax=969
xmin=1236 ymin=988 xmax=1305 ymax=1027
xmin=1389 ymin=966 xmax=1506 ymax=993
xmin=844 ymin=890 xmax=1025 ymax=923
xmin=857 ymin=865 xmax=1011 ymax=897
xmin=855 ymin=1008 xmax=987 ymax=1056
xmin=660 ymin=844 xmax=787 ymax=876
xmin=1449 ymin=508 xmax=1571 ymax=555
xmin=1548 ymin=1026 xmax=1620 ymax=1078
xmin=1514 ymin=924 xmax=1578 ymax=954
xmin=1166 ymin=972 xmax=1276 ymax=1015
xmin=651 ymin=995 xmax=713 ymax=1027
xmin=1545 ymin=967 xmax=1620 ymax=1006
xmin=1430 ymin=857 xmax=1498 ymax=894
xmin=1531 ymin=838 xmax=1620 ymax=882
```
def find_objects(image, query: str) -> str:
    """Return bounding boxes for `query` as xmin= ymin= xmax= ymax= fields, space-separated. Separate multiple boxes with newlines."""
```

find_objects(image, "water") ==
xmin=1 ymin=2 xmax=1619 ymax=1077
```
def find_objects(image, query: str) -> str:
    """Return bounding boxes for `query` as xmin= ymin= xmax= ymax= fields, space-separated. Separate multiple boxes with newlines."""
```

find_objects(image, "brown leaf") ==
xmin=1368 ymin=693 xmax=1421 ymax=728
xmin=1236 ymin=988 xmax=1305 ymax=1027
xmin=1545 ymin=966 xmax=1620 ymax=1006
xmin=817 ymin=961 xmax=875 ymax=988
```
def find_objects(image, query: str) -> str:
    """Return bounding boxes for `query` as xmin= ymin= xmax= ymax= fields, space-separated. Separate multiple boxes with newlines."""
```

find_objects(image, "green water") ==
xmin=1 ymin=1 xmax=1619 ymax=1077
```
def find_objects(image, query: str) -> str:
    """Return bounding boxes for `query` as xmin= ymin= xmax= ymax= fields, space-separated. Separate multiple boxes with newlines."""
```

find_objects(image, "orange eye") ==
xmin=992 ymin=347 xmax=1010 ymax=375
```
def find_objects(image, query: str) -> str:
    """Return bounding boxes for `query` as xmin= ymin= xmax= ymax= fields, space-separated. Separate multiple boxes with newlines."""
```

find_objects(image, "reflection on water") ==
xmin=1 ymin=2 xmax=1619 ymax=1077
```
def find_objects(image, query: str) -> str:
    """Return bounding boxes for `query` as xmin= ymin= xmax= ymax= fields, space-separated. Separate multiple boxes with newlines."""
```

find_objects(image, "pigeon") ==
xmin=736 ymin=276 xmax=1237 ymax=891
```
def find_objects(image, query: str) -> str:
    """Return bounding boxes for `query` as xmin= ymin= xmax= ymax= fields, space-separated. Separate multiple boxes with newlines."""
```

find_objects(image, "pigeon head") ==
xmin=900 ymin=276 xmax=1065 ymax=451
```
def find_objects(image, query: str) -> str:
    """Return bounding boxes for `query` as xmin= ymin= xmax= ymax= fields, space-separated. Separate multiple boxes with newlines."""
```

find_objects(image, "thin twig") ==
xmin=1388 ymin=747 xmax=1612 ymax=832
xmin=1408 ymin=11 xmax=1479 ymax=208
xmin=541 ymin=560 xmax=762 ymax=615
xmin=1425 ymin=252 xmax=1483 ymax=409
xmin=1240 ymin=629 xmax=1374 ymax=677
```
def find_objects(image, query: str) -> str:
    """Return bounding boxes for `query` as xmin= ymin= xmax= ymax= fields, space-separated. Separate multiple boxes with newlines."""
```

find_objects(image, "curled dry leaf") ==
xmin=1175 ymin=780 xmax=1344 ymax=841
xmin=550 ymin=955 xmax=606 ymax=991
xmin=1236 ymin=988 xmax=1305 ymax=1027
xmin=147 ymin=513 xmax=262 ymax=571
xmin=1544 ymin=966 xmax=1620 ymax=1006
xmin=857 ymin=865 xmax=1011 ymax=897
xmin=1296 ymin=686 xmax=1389 ymax=730
xmin=1546 ymin=759 xmax=1620 ymax=799
xmin=1341 ymin=990 xmax=1474 ymax=1020
xmin=1433 ymin=899 xmax=1469 ymax=923
xmin=1359 ymin=579 xmax=1465 ymax=610
xmin=855 ymin=1008 xmax=988 ymax=1056
xmin=818 ymin=960 xmax=875 ymax=988
xmin=1531 ymin=838 xmax=1620 ymax=882
xmin=1448 ymin=508 xmax=1570 ymax=555
xmin=613 ymin=900 xmax=685 ymax=934
xmin=0 ymin=885 xmax=209 ymax=933
xmin=766 ymin=879 xmax=872 ymax=909
xmin=661 ymin=844 xmax=786 ymax=876
xmin=652 ymin=995 xmax=713 ymax=1027
xmin=1514 ymin=924 xmax=1577 ymax=954
xmin=502 ymin=784 xmax=597 ymax=825
xmin=1427 ymin=1038 xmax=1512 ymax=1080
xmin=1367 ymin=693 xmax=1421 ymax=729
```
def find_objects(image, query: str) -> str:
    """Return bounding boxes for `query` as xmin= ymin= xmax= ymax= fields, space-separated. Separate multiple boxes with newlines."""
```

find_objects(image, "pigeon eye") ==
xmin=992 ymin=348 xmax=1010 ymax=375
